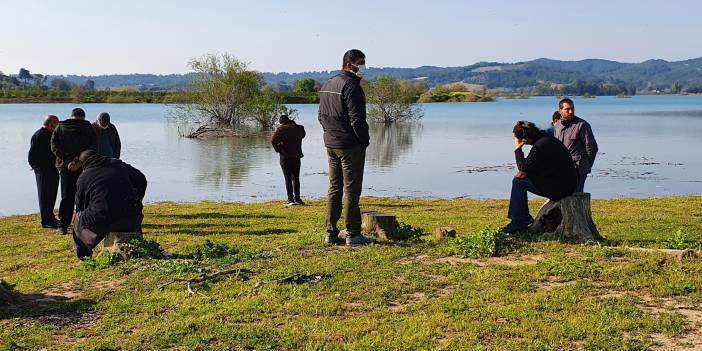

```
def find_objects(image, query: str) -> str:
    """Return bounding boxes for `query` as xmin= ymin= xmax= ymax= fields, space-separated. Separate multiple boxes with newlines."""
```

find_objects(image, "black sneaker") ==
xmin=324 ymin=233 xmax=342 ymax=245
xmin=42 ymin=222 xmax=61 ymax=229
xmin=56 ymin=227 xmax=68 ymax=235
xmin=500 ymin=222 xmax=528 ymax=234
xmin=294 ymin=199 xmax=306 ymax=206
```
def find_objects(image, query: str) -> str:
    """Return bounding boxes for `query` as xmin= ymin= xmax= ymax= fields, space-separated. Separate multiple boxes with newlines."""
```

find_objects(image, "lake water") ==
xmin=1 ymin=96 xmax=701 ymax=216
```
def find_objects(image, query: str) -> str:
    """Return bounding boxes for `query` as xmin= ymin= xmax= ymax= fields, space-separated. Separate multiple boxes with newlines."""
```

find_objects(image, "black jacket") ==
xmin=51 ymin=119 xmax=97 ymax=170
xmin=93 ymin=122 xmax=121 ymax=159
xmin=318 ymin=71 xmax=370 ymax=149
xmin=75 ymin=154 xmax=147 ymax=234
xmin=28 ymin=127 xmax=56 ymax=171
xmin=515 ymin=131 xmax=578 ymax=200
xmin=271 ymin=120 xmax=306 ymax=158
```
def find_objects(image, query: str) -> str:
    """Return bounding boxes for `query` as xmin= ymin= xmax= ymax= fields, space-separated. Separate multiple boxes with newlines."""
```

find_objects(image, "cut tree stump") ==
xmin=361 ymin=211 xmax=399 ymax=240
xmin=435 ymin=227 xmax=457 ymax=241
xmin=102 ymin=231 xmax=143 ymax=256
xmin=529 ymin=192 xmax=604 ymax=243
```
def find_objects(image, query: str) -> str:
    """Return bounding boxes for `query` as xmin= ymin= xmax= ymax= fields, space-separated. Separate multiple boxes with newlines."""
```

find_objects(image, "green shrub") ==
xmin=448 ymin=227 xmax=510 ymax=258
xmin=190 ymin=240 xmax=238 ymax=260
xmin=396 ymin=221 xmax=427 ymax=242
xmin=664 ymin=228 xmax=698 ymax=249
xmin=79 ymin=253 xmax=120 ymax=272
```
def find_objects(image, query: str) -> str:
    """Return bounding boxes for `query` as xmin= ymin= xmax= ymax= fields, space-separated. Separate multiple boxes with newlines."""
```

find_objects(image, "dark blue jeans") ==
xmin=576 ymin=173 xmax=588 ymax=193
xmin=507 ymin=177 xmax=546 ymax=228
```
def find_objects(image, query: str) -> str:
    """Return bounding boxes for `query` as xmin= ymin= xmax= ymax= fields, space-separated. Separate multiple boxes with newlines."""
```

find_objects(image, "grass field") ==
xmin=1 ymin=197 xmax=701 ymax=350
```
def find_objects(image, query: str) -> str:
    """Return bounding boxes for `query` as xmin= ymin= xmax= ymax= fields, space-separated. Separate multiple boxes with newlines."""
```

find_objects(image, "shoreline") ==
xmin=2 ymin=194 xmax=700 ymax=219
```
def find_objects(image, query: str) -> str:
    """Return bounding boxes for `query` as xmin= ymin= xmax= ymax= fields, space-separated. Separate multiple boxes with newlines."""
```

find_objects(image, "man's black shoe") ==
xmin=56 ymin=227 xmax=68 ymax=235
xmin=500 ymin=223 xmax=528 ymax=234
xmin=42 ymin=222 xmax=61 ymax=229
xmin=324 ymin=233 xmax=342 ymax=245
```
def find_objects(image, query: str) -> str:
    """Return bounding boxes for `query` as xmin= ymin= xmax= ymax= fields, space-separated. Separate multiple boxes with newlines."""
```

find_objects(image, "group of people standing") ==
xmin=28 ymin=108 xmax=146 ymax=259
xmin=28 ymin=49 xmax=600 ymax=258
xmin=271 ymin=49 xmax=599 ymax=242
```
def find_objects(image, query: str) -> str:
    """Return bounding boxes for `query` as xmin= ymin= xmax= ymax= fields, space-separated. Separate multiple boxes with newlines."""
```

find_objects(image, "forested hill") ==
xmin=7 ymin=57 xmax=701 ymax=93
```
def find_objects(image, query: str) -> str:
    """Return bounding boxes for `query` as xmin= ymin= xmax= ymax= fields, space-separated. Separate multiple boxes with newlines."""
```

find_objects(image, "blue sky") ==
xmin=1 ymin=0 xmax=700 ymax=75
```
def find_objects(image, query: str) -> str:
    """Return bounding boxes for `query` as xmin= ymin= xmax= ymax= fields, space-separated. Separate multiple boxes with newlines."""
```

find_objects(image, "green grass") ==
xmin=1 ymin=196 xmax=701 ymax=350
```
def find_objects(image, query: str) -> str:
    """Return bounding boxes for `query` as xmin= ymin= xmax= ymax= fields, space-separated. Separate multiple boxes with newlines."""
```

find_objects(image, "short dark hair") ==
xmin=71 ymin=108 xmax=86 ymax=119
xmin=342 ymin=49 xmax=365 ymax=69
xmin=97 ymin=112 xmax=110 ymax=123
xmin=552 ymin=110 xmax=561 ymax=122
xmin=279 ymin=115 xmax=290 ymax=124
xmin=558 ymin=98 xmax=574 ymax=109
xmin=513 ymin=120 xmax=540 ymax=140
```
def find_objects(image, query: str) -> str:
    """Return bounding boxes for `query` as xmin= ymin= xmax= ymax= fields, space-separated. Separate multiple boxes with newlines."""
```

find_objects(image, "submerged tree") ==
xmin=173 ymin=53 xmax=294 ymax=137
xmin=364 ymin=76 xmax=424 ymax=123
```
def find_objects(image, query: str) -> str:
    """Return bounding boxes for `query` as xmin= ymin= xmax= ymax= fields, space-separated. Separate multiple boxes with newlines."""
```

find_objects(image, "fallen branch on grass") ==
xmin=158 ymin=268 xmax=254 ymax=297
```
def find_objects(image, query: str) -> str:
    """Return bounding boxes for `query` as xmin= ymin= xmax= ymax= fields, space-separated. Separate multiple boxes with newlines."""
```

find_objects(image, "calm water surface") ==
xmin=1 ymin=96 xmax=701 ymax=216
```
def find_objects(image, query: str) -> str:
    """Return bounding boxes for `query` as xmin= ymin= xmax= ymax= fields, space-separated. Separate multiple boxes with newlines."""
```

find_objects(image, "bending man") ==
xmin=72 ymin=150 xmax=147 ymax=260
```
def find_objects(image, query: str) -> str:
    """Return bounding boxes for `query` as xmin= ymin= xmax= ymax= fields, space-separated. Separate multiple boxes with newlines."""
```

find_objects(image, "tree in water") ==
xmin=364 ymin=76 xmax=424 ymax=123
xmin=172 ymin=53 xmax=294 ymax=137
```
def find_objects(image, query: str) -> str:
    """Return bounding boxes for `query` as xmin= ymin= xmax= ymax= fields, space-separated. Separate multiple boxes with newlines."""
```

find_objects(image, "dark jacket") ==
xmin=515 ymin=131 xmax=578 ymax=200
xmin=554 ymin=116 xmax=598 ymax=175
xmin=28 ymin=127 xmax=57 ymax=171
xmin=93 ymin=122 xmax=121 ymax=159
xmin=51 ymin=119 xmax=97 ymax=170
xmin=271 ymin=120 xmax=306 ymax=158
xmin=318 ymin=71 xmax=370 ymax=149
xmin=75 ymin=153 xmax=147 ymax=234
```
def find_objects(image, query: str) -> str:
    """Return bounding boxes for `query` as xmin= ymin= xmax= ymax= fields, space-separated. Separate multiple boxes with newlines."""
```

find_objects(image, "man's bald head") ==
xmin=43 ymin=115 xmax=59 ymax=132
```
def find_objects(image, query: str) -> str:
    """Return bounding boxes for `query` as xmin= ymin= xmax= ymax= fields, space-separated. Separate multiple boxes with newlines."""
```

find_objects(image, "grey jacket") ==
xmin=554 ymin=116 xmax=598 ymax=174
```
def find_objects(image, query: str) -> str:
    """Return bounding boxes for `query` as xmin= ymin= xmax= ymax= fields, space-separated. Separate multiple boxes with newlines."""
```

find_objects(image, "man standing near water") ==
xmin=93 ymin=112 xmax=121 ymax=159
xmin=271 ymin=115 xmax=306 ymax=205
xmin=554 ymin=98 xmax=598 ymax=192
xmin=51 ymin=108 xmax=97 ymax=235
xmin=28 ymin=115 xmax=60 ymax=228
xmin=318 ymin=49 xmax=372 ymax=246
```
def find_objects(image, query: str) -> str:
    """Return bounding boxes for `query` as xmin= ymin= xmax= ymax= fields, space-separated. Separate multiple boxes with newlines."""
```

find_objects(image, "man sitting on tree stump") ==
xmin=72 ymin=150 xmax=147 ymax=260
xmin=501 ymin=121 xmax=578 ymax=234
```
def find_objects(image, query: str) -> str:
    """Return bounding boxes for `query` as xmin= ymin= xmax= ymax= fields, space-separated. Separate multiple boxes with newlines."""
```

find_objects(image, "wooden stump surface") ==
xmin=362 ymin=211 xmax=399 ymax=240
xmin=529 ymin=193 xmax=604 ymax=243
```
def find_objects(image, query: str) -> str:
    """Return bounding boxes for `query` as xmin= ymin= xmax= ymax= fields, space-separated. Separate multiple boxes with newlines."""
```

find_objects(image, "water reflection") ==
xmin=193 ymin=136 xmax=271 ymax=187
xmin=367 ymin=123 xmax=421 ymax=168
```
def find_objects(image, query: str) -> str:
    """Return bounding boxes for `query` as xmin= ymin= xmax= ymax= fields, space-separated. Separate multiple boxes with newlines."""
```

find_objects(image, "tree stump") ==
xmin=361 ymin=211 xmax=398 ymax=240
xmin=529 ymin=193 xmax=604 ymax=243
xmin=435 ymin=227 xmax=457 ymax=241
xmin=102 ymin=231 xmax=143 ymax=257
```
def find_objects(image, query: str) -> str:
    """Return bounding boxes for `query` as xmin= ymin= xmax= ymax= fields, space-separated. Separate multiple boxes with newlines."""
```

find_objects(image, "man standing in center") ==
xmin=318 ymin=49 xmax=372 ymax=246
xmin=51 ymin=108 xmax=97 ymax=235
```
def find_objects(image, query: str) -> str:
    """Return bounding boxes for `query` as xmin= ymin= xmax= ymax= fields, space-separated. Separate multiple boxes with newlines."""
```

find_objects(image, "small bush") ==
xmin=79 ymin=253 xmax=120 ymax=272
xmin=448 ymin=227 xmax=510 ymax=258
xmin=120 ymin=237 xmax=165 ymax=259
xmin=396 ymin=222 xmax=428 ymax=242
xmin=664 ymin=228 xmax=698 ymax=249
xmin=190 ymin=240 xmax=238 ymax=260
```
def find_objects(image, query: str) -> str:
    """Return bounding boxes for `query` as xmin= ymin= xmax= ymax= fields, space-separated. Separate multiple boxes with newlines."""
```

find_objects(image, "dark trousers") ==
xmin=576 ymin=173 xmax=588 ymax=193
xmin=59 ymin=170 xmax=80 ymax=229
xmin=73 ymin=211 xmax=144 ymax=259
xmin=280 ymin=156 xmax=302 ymax=202
xmin=326 ymin=146 xmax=366 ymax=235
xmin=507 ymin=177 xmax=546 ymax=228
xmin=34 ymin=169 xmax=59 ymax=225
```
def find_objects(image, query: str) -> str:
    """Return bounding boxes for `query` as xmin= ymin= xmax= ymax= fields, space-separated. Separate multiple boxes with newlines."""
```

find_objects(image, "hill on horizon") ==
xmin=15 ymin=56 xmax=702 ymax=93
